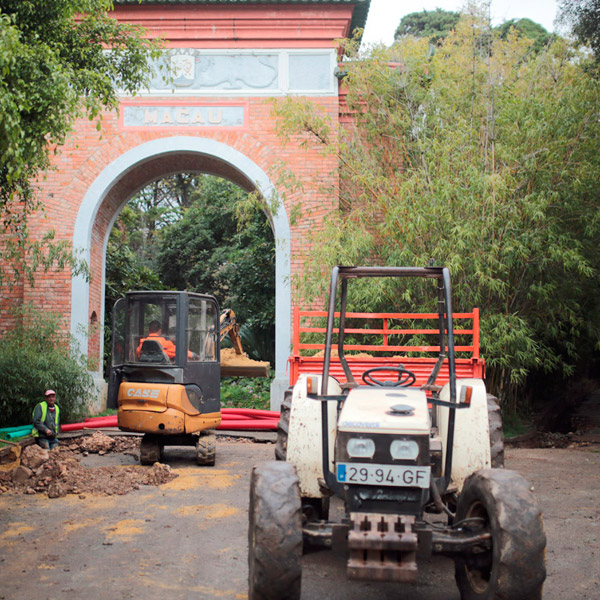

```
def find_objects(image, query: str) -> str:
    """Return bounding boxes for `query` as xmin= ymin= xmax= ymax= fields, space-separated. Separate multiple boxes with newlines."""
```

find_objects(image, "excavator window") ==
xmin=112 ymin=298 xmax=126 ymax=366
xmin=113 ymin=292 xmax=220 ymax=367
xmin=125 ymin=297 xmax=179 ymax=363
xmin=187 ymin=298 xmax=219 ymax=362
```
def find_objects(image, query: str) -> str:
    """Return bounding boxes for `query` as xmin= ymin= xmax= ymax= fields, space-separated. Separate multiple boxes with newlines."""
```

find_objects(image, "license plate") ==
xmin=336 ymin=463 xmax=430 ymax=488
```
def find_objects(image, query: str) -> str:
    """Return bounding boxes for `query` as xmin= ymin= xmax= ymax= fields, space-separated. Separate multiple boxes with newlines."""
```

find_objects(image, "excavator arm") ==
xmin=220 ymin=309 xmax=245 ymax=356
xmin=219 ymin=309 xmax=270 ymax=378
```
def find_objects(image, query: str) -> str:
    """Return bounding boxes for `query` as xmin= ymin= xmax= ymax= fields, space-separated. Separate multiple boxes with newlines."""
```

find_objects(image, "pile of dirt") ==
xmin=78 ymin=431 xmax=139 ymax=455
xmin=220 ymin=348 xmax=269 ymax=369
xmin=505 ymin=431 xmax=571 ymax=449
xmin=0 ymin=433 xmax=177 ymax=498
xmin=505 ymin=430 xmax=600 ymax=449
xmin=220 ymin=348 xmax=270 ymax=377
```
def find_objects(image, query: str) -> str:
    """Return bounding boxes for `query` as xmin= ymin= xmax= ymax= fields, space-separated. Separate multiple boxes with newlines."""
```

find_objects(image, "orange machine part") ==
xmin=118 ymin=382 xmax=221 ymax=435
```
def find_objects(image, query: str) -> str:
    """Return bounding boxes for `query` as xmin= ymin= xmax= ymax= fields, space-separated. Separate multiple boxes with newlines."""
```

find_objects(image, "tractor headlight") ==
xmin=390 ymin=439 xmax=419 ymax=460
xmin=347 ymin=438 xmax=376 ymax=458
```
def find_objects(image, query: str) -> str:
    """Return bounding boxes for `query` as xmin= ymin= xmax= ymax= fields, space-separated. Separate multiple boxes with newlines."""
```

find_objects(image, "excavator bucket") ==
xmin=219 ymin=310 xmax=270 ymax=378
xmin=220 ymin=365 xmax=270 ymax=378
xmin=220 ymin=348 xmax=270 ymax=378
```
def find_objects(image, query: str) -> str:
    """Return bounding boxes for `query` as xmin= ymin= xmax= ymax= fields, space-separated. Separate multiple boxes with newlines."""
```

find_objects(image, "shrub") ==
xmin=220 ymin=373 xmax=272 ymax=410
xmin=0 ymin=305 xmax=94 ymax=427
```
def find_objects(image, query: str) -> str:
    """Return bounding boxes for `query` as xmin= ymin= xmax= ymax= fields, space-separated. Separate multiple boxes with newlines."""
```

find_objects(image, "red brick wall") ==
xmin=1 ymin=2 xmax=349 ymax=372
xmin=17 ymin=93 xmax=339 ymax=358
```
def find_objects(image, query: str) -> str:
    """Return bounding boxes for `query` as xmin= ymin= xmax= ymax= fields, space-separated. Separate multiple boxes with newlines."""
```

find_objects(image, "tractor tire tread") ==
xmin=455 ymin=468 xmax=546 ymax=600
xmin=248 ymin=461 xmax=302 ymax=600
xmin=274 ymin=387 xmax=293 ymax=462
xmin=487 ymin=394 xmax=505 ymax=468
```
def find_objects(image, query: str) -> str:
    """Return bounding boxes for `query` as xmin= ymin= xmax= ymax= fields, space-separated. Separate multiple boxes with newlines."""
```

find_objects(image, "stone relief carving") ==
xmin=170 ymin=54 xmax=195 ymax=87
xmin=195 ymin=55 xmax=278 ymax=89
xmin=150 ymin=50 xmax=279 ymax=91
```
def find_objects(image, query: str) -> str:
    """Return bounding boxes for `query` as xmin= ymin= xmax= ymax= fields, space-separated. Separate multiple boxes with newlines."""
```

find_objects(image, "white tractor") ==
xmin=248 ymin=266 xmax=546 ymax=600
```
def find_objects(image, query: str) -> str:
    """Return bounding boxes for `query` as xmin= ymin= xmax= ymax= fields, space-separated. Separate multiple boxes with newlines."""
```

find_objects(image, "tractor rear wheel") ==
xmin=196 ymin=431 xmax=216 ymax=466
xmin=487 ymin=395 xmax=504 ymax=468
xmin=274 ymin=387 xmax=293 ymax=461
xmin=140 ymin=435 xmax=161 ymax=465
xmin=454 ymin=468 xmax=546 ymax=600
xmin=248 ymin=461 xmax=302 ymax=600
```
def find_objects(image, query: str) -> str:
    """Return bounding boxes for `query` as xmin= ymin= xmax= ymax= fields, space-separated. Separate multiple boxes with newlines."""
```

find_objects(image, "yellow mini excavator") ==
xmin=107 ymin=291 xmax=269 ymax=465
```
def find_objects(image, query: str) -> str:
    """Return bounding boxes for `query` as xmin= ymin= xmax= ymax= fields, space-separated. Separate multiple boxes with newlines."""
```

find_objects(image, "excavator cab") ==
xmin=108 ymin=291 xmax=222 ymax=464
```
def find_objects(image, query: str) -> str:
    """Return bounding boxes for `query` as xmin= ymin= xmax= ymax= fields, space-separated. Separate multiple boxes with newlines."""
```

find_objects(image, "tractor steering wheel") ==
xmin=362 ymin=366 xmax=416 ymax=388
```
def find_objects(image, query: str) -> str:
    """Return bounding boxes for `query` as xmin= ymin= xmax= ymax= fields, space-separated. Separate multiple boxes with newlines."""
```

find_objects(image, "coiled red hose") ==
xmin=61 ymin=407 xmax=280 ymax=432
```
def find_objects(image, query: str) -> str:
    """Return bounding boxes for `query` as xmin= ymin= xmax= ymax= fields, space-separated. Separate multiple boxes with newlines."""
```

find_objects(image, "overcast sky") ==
xmin=362 ymin=0 xmax=560 ymax=46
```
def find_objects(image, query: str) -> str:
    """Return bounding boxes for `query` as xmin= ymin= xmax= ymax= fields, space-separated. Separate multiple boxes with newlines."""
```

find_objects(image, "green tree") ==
xmin=559 ymin=0 xmax=600 ymax=62
xmin=157 ymin=176 xmax=276 ymax=362
xmin=496 ymin=18 xmax=552 ymax=52
xmin=105 ymin=174 xmax=276 ymax=364
xmin=115 ymin=173 xmax=201 ymax=268
xmin=395 ymin=9 xmax=460 ymax=43
xmin=395 ymin=9 xmax=551 ymax=55
xmin=0 ymin=0 xmax=160 ymax=286
xmin=103 ymin=223 xmax=164 ymax=377
xmin=273 ymin=11 xmax=600 ymax=411
xmin=104 ymin=174 xmax=204 ymax=374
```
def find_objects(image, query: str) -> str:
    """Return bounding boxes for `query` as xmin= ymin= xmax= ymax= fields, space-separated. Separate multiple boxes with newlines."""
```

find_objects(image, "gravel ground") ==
xmin=0 ymin=438 xmax=598 ymax=599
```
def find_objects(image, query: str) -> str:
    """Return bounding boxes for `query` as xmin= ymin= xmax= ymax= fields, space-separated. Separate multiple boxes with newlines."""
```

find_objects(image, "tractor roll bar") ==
xmin=320 ymin=266 xmax=459 ymax=495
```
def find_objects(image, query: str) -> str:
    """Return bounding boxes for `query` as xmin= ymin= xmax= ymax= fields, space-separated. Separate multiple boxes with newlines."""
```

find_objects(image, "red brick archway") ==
xmin=4 ymin=0 xmax=370 ymax=408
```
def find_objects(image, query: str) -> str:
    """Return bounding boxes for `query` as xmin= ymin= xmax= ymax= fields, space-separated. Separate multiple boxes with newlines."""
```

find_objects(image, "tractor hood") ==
xmin=338 ymin=387 xmax=430 ymax=435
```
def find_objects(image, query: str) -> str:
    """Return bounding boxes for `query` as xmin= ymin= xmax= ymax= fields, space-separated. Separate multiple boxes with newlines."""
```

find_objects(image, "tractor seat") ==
xmin=139 ymin=340 xmax=170 ymax=363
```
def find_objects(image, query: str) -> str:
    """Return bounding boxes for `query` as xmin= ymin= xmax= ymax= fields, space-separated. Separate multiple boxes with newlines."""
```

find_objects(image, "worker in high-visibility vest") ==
xmin=32 ymin=390 xmax=60 ymax=450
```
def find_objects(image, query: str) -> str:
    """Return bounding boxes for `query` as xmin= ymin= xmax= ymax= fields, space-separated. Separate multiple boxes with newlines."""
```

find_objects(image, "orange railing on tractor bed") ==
xmin=288 ymin=308 xmax=485 ymax=387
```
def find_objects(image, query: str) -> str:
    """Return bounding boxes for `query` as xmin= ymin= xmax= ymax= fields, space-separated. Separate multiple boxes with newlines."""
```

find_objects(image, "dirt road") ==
xmin=0 ymin=440 xmax=598 ymax=599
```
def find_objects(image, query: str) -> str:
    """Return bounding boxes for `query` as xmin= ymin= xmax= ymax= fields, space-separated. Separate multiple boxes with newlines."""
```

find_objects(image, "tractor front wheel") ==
xmin=454 ymin=468 xmax=546 ymax=600
xmin=248 ymin=461 xmax=302 ymax=600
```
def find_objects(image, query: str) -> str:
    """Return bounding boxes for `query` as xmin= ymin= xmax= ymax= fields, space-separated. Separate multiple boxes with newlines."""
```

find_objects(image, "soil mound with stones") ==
xmin=0 ymin=432 xmax=177 ymax=498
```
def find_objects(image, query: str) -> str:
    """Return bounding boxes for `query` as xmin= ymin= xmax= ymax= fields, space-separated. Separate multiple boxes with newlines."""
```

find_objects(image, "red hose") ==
xmin=84 ymin=416 xmax=117 ymax=423
xmin=221 ymin=414 xmax=256 ymax=421
xmin=83 ymin=417 xmax=117 ymax=426
xmin=63 ymin=408 xmax=281 ymax=432
xmin=85 ymin=416 xmax=118 ymax=428
xmin=222 ymin=408 xmax=280 ymax=419
xmin=61 ymin=422 xmax=87 ymax=432
xmin=217 ymin=420 xmax=278 ymax=430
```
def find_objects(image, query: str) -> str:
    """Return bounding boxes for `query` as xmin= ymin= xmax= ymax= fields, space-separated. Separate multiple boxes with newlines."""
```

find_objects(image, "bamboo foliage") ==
xmin=272 ymin=10 xmax=600 ymax=409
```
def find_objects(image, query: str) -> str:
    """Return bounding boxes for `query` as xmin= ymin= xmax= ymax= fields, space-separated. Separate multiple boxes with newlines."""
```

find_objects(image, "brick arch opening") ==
xmin=72 ymin=136 xmax=290 ymax=399
xmin=1 ymin=1 xmax=371 ymax=410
